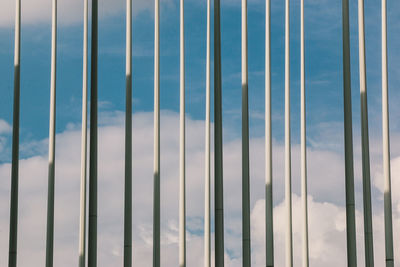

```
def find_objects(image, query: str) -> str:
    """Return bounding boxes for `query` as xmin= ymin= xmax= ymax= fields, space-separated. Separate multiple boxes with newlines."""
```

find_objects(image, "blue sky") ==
xmin=0 ymin=0 xmax=400 ymax=266
xmin=1 ymin=0 xmax=399 ymax=151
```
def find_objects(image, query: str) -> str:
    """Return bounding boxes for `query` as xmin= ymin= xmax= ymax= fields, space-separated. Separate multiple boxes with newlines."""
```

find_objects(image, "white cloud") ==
xmin=0 ymin=0 xmax=270 ymax=28
xmin=0 ymin=111 xmax=399 ymax=266
xmin=0 ymin=119 xmax=12 ymax=158
xmin=0 ymin=0 xmax=164 ymax=27
xmin=251 ymin=195 xmax=400 ymax=267
xmin=0 ymin=119 xmax=11 ymax=134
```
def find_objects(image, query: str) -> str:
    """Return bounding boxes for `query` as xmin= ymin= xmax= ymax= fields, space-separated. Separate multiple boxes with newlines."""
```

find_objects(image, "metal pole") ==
xmin=214 ymin=0 xmax=224 ymax=266
xmin=204 ymin=0 xmax=211 ymax=266
xmin=8 ymin=0 xmax=21 ymax=266
xmin=358 ymin=1 xmax=374 ymax=266
xmin=241 ymin=0 xmax=251 ymax=265
xmin=300 ymin=1 xmax=309 ymax=266
xmin=78 ymin=0 xmax=88 ymax=265
xmin=45 ymin=0 xmax=57 ymax=265
xmin=88 ymin=0 xmax=98 ymax=265
xmin=381 ymin=1 xmax=394 ymax=266
xmin=284 ymin=0 xmax=293 ymax=266
xmin=124 ymin=0 xmax=133 ymax=265
xmin=179 ymin=0 xmax=186 ymax=266
xmin=342 ymin=1 xmax=357 ymax=266
xmin=265 ymin=0 xmax=274 ymax=266
xmin=153 ymin=0 xmax=160 ymax=265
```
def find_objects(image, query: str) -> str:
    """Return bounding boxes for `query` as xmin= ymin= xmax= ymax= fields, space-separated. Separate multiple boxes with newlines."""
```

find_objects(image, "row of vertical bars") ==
xmin=5 ymin=0 xmax=395 ymax=266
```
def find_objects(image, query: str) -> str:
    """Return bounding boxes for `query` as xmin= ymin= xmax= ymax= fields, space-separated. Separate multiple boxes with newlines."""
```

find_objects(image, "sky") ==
xmin=0 ymin=0 xmax=400 ymax=266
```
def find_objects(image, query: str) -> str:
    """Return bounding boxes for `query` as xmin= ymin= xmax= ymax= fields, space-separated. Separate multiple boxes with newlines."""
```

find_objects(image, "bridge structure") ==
xmin=4 ymin=0 xmax=395 ymax=267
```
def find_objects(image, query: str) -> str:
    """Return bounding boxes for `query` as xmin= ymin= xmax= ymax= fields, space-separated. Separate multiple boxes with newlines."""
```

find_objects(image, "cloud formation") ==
xmin=0 ymin=0 xmax=160 ymax=27
xmin=0 ymin=120 xmax=12 ymax=161
xmin=0 ymin=111 xmax=399 ymax=266
xmin=0 ymin=120 xmax=12 ymax=134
